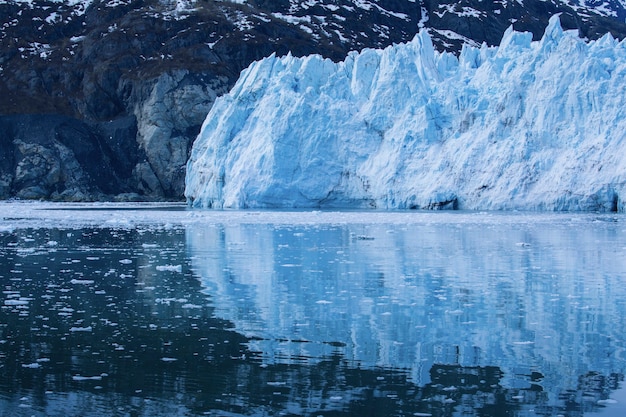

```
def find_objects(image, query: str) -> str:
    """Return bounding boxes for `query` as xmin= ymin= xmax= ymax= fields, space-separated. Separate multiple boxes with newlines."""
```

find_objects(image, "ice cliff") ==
xmin=185 ymin=15 xmax=626 ymax=211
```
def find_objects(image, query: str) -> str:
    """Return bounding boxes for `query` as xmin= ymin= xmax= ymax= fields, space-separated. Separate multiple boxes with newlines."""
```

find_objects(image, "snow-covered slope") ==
xmin=185 ymin=15 xmax=626 ymax=212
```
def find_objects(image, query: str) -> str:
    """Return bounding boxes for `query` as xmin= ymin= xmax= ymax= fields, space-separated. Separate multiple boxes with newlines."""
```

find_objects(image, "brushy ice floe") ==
xmin=0 ymin=200 xmax=623 ymax=231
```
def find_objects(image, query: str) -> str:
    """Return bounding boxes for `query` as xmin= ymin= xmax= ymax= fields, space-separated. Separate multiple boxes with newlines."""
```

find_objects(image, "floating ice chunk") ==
xmin=155 ymin=298 xmax=188 ymax=305
xmin=597 ymin=398 xmax=618 ymax=404
xmin=4 ymin=299 xmax=29 ymax=306
xmin=21 ymin=363 xmax=42 ymax=369
xmin=72 ymin=375 xmax=103 ymax=381
xmin=156 ymin=264 xmax=182 ymax=272
xmin=69 ymin=326 xmax=93 ymax=332
xmin=181 ymin=303 xmax=202 ymax=309
xmin=70 ymin=279 xmax=95 ymax=285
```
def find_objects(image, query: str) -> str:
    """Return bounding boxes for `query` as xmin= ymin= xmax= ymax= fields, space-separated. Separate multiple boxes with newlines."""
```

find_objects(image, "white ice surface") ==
xmin=185 ymin=15 xmax=626 ymax=212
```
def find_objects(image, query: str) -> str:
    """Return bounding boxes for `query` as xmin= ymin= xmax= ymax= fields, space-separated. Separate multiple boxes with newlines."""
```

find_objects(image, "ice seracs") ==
xmin=185 ymin=15 xmax=626 ymax=212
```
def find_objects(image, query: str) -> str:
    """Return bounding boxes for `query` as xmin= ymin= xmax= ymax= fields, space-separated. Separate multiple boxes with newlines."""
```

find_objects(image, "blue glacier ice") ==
xmin=185 ymin=15 xmax=626 ymax=211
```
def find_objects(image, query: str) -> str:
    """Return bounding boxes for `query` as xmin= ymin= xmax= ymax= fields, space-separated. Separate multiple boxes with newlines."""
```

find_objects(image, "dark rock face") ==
xmin=2 ymin=0 xmax=626 ymax=201
xmin=0 ymin=114 xmax=139 ymax=200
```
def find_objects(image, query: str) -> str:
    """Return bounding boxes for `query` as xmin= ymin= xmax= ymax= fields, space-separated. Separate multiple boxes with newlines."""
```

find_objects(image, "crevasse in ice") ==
xmin=185 ymin=15 xmax=626 ymax=211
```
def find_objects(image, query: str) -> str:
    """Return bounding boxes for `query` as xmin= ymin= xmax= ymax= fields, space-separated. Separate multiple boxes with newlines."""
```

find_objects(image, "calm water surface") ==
xmin=1 ymin=203 xmax=626 ymax=416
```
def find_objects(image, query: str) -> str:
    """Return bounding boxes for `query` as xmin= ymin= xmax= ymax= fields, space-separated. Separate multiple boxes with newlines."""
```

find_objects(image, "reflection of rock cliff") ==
xmin=186 ymin=218 xmax=626 ymax=403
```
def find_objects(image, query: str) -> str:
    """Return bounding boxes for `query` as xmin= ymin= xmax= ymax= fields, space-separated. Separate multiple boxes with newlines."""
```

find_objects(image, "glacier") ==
xmin=185 ymin=15 xmax=626 ymax=211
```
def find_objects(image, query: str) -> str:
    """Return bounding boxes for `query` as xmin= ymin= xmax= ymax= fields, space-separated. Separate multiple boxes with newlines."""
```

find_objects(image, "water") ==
xmin=1 ymin=202 xmax=626 ymax=416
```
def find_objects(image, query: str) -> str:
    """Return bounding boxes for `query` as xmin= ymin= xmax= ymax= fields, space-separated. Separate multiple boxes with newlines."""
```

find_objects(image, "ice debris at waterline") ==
xmin=185 ymin=15 xmax=626 ymax=211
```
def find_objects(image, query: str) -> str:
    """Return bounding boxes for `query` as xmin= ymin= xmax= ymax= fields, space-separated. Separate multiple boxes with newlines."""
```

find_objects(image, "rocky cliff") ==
xmin=2 ymin=0 xmax=626 ymax=201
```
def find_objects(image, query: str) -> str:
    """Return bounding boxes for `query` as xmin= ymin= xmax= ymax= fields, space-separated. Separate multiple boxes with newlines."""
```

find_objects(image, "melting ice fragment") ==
xmin=156 ymin=264 xmax=182 ymax=272
xmin=4 ymin=299 xmax=30 ymax=306
xmin=21 ymin=363 xmax=42 ymax=369
xmin=70 ymin=279 xmax=95 ymax=285
xmin=72 ymin=375 xmax=103 ymax=381
xmin=69 ymin=326 xmax=93 ymax=332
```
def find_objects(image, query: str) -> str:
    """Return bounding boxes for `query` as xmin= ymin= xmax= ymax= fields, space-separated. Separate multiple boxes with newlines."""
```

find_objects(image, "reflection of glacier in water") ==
xmin=188 ymin=213 xmax=626 ymax=400
xmin=2 ymin=204 xmax=626 ymax=415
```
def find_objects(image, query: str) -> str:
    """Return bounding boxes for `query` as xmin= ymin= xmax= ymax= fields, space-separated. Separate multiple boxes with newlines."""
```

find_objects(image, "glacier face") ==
xmin=185 ymin=15 xmax=626 ymax=211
